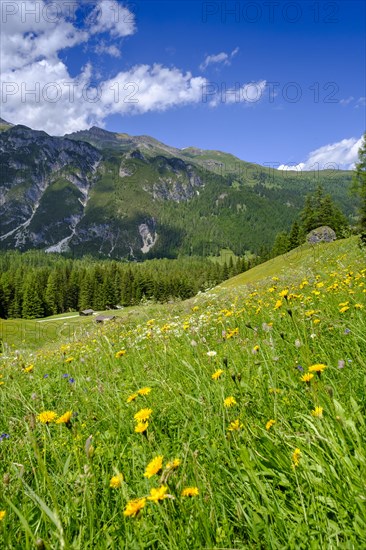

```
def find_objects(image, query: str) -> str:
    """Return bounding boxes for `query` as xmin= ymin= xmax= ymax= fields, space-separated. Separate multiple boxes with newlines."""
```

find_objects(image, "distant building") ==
xmin=79 ymin=309 xmax=94 ymax=316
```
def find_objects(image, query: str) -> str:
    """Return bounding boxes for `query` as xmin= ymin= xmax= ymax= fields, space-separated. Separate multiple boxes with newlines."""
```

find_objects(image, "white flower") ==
xmin=207 ymin=351 xmax=217 ymax=357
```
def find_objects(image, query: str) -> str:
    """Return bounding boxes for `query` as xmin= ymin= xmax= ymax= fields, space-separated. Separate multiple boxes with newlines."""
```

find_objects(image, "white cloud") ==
xmin=88 ymin=0 xmax=135 ymax=37
xmin=339 ymin=96 xmax=354 ymax=106
xmin=95 ymin=42 xmax=121 ymax=57
xmin=200 ymin=47 xmax=239 ymax=70
xmin=278 ymin=136 xmax=364 ymax=171
xmin=208 ymin=80 xmax=267 ymax=107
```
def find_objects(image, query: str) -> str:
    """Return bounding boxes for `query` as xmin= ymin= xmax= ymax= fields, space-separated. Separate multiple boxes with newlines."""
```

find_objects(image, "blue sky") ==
xmin=1 ymin=0 xmax=365 ymax=168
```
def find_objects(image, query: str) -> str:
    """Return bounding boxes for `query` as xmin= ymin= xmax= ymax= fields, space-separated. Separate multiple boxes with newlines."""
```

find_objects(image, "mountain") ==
xmin=0 ymin=122 xmax=357 ymax=259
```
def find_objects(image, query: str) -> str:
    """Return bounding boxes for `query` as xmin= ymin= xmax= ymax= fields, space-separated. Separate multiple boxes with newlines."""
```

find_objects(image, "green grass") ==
xmin=1 ymin=237 xmax=366 ymax=549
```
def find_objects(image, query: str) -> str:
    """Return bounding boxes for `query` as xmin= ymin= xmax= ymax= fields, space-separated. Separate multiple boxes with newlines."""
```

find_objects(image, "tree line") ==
xmin=0 ymin=252 xmax=253 ymax=320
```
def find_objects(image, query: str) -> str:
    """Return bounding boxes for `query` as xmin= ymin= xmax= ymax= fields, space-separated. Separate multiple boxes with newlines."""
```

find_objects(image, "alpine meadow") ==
xmin=0 ymin=1 xmax=366 ymax=549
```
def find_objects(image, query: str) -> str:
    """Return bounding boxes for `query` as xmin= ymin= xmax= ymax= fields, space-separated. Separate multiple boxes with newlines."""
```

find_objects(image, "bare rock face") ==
xmin=307 ymin=226 xmax=336 ymax=244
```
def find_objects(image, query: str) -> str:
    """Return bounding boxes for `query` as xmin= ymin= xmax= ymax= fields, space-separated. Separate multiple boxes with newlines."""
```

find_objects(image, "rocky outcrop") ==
xmin=307 ymin=226 xmax=336 ymax=244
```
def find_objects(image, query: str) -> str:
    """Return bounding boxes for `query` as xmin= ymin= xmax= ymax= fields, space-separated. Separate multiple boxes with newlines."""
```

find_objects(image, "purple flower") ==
xmin=296 ymin=365 xmax=304 ymax=372
xmin=0 ymin=433 xmax=10 ymax=441
xmin=338 ymin=360 xmax=345 ymax=369
xmin=68 ymin=378 xmax=75 ymax=384
xmin=43 ymin=374 xmax=49 ymax=379
xmin=62 ymin=374 xmax=69 ymax=379
xmin=344 ymin=328 xmax=351 ymax=335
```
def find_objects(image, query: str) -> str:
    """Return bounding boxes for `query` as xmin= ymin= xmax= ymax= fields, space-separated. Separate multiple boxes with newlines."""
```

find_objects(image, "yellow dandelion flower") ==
xmin=64 ymin=357 xmax=74 ymax=363
xmin=339 ymin=306 xmax=349 ymax=313
xmin=266 ymin=419 xmax=276 ymax=431
xmin=228 ymin=419 xmax=243 ymax=431
xmin=109 ymin=473 xmax=124 ymax=488
xmin=292 ymin=448 xmax=301 ymax=467
xmin=338 ymin=301 xmax=349 ymax=307
xmin=0 ymin=511 xmax=5 ymax=521
xmin=301 ymin=373 xmax=314 ymax=383
xmin=211 ymin=369 xmax=224 ymax=380
xmin=137 ymin=387 xmax=151 ymax=396
xmin=224 ymin=396 xmax=237 ymax=408
xmin=24 ymin=364 xmax=34 ymax=373
xmin=56 ymin=411 xmax=72 ymax=424
xmin=166 ymin=458 xmax=181 ymax=470
xmin=127 ymin=393 xmax=138 ymax=403
xmin=308 ymin=363 xmax=327 ymax=373
xmin=279 ymin=289 xmax=289 ymax=298
xmin=311 ymin=406 xmax=323 ymax=418
xmin=181 ymin=487 xmax=199 ymax=497
xmin=313 ymin=319 xmax=321 ymax=325
xmin=192 ymin=306 xmax=199 ymax=312
xmin=355 ymin=303 xmax=364 ymax=309
xmin=148 ymin=486 xmax=168 ymax=502
xmin=135 ymin=421 xmax=148 ymax=433
xmin=144 ymin=456 xmax=163 ymax=478
xmin=134 ymin=408 xmax=153 ymax=422
xmin=38 ymin=411 xmax=57 ymax=424
xmin=123 ymin=498 xmax=146 ymax=517
xmin=146 ymin=319 xmax=155 ymax=326
xmin=115 ymin=350 xmax=126 ymax=358
xmin=274 ymin=300 xmax=283 ymax=310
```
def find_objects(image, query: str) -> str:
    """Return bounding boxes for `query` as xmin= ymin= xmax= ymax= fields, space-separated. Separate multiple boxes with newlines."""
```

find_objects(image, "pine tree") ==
xmin=289 ymin=220 xmax=300 ymax=249
xmin=272 ymin=231 xmax=290 ymax=257
xmin=22 ymin=273 xmax=44 ymax=319
xmin=353 ymin=133 xmax=366 ymax=242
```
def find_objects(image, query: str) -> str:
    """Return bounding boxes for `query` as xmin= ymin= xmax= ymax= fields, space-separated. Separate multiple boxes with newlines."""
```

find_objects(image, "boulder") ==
xmin=307 ymin=226 xmax=336 ymax=244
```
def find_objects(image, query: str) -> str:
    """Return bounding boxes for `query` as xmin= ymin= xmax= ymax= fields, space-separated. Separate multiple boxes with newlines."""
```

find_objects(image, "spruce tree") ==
xmin=353 ymin=133 xmax=366 ymax=242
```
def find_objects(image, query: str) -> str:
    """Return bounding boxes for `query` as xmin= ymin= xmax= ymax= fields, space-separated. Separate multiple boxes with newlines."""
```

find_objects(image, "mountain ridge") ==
xmin=0 ymin=120 xmax=357 ymax=259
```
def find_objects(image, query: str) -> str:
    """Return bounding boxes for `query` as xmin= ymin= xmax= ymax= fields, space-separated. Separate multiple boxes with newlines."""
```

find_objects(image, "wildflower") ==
xmin=308 ymin=363 xmax=327 ymax=373
xmin=211 ymin=369 xmax=224 ymax=380
xmin=274 ymin=300 xmax=282 ymax=310
xmin=115 ymin=350 xmax=126 ymax=358
xmin=43 ymin=374 xmax=49 ymax=379
xmin=123 ymin=498 xmax=146 ymax=517
xmin=166 ymin=458 xmax=181 ymax=470
xmin=62 ymin=374 xmax=69 ymax=379
xmin=252 ymin=345 xmax=260 ymax=353
xmin=311 ymin=406 xmax=323 ymax=418
xmin=292 ymin=448 xmax=301 ymax=467
xmin=68 ymin=378 xmax=75 ymax=384
xmin=148 ymin=486 xmax=168 ymax=502
xmin=146 ymin=319 xmax=155 ymax=326
xmin=355 ymin=303 xmax=363 ymax=309
xmin=109 ymin=473 xmax=124 ymax=488
xmin=224 ymin=396 xmax=237 ymax=408
xmin=339 ymin=306 xmax=349 ymax=313
xmin=296 ymin=365 xmax=304 ymax=372
xmin=144 ymin=456 xmax=163 ymax=478
xmin=266 ymin=419 xmax=276 ymax=431
xmin=137 ymin=387 xmax=151 ymax=396
xmin=338 ymin=360 xmax=345 ymax=369
xmin=206 ymin=351 xmax=217 ymax=357
xmin=0 ymin=511 xmax=6 ymax=521
xmin=134 ymin=408 xmax=153 ymax=422
xmin=338 ymin=301 xmax=349 ymax=307
xmin=38 ymin=411 xmax=57 ymax=424
xmin=181 ymin=487 xmax=199 ymax=497
xmin=301 ymin=373 xmax=314 ymax=383
xmin=344 ymin=328 xmax=351 ymax=335
xmin=24 ymin=365 xmax=34 ymax=373
xmin=269 ymin=388 xmax=282 ymax=394
xmin=56 ymin=411 xmax=72 ymax=425
xmin=127 ymin=393 xmax=138 ymax=403
xmin=279 ymin=289 xmax=289 ymax=298
xmin=0 ymin=433 xmax=10 ymax=441
xmin=228 ymin=419 xmax=243 ymax=431
xmin=192 ymin=306 xmax=199 ymax=312
xmin=64 ymin=357 xmax=74 ymax=363
xmin=135 ymin=421 xmax=148 ymax=433
xmin=226 ymin=328 xmax=239 ymax=339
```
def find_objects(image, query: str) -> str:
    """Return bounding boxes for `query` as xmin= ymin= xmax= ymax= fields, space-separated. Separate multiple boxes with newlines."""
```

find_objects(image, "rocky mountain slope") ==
xmin=0 ymin=120 xmax=356 ymax=259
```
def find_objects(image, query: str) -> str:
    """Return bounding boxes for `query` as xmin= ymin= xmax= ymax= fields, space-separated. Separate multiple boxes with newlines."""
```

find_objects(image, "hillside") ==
xmin=0 ymin=237 xmax=365 ymax=548
xmin=0 ymin=120 xmax=356 ymax=259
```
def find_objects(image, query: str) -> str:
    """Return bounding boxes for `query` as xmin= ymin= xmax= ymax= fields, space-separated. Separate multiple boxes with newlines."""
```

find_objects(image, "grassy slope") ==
xmin=1 ymin=237 xmax=365 ymax=548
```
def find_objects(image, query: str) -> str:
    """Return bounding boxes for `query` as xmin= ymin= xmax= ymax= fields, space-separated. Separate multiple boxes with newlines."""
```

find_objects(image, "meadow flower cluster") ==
xmin=0 ymin=238 xmax=365 ymax=548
